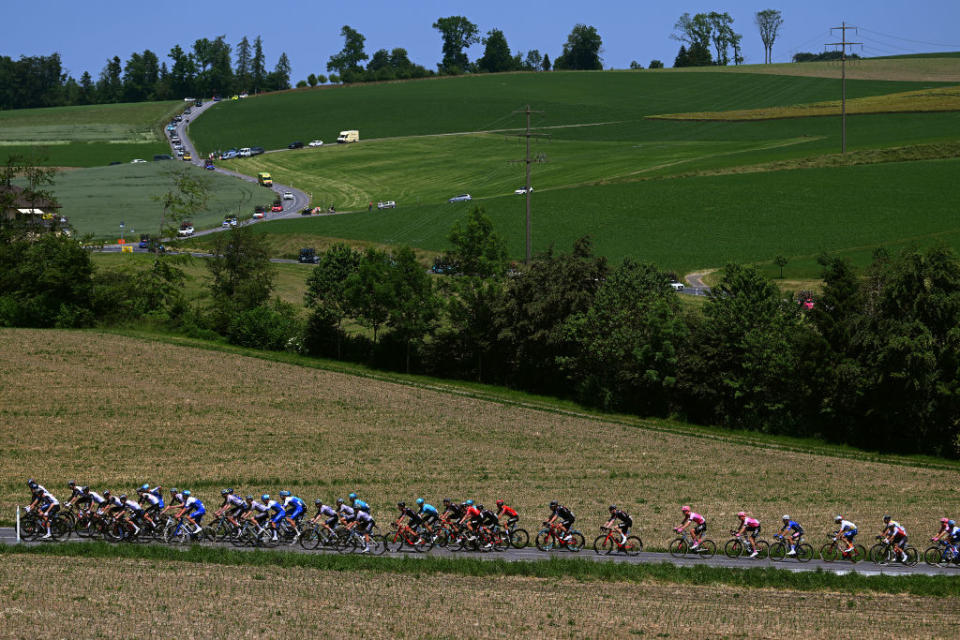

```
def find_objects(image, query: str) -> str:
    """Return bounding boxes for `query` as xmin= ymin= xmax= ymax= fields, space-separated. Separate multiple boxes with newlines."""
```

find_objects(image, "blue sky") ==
xmin=7 ymin=1 xmax=960 ymax=82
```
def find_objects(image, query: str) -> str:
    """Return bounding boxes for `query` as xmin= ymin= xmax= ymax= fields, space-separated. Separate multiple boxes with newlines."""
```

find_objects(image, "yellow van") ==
xmin=183 ymin=152 xmax=192 ymax=161
xmin=257 ymin=172 xmax=273 ymax=187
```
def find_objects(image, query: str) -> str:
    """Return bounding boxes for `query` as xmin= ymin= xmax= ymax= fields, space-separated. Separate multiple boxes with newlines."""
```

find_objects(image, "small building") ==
xmin=0 ymin=184 xmax=66 ymax=230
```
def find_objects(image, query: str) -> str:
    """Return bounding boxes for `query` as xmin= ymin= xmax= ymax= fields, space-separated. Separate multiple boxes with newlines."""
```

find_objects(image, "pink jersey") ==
xmin=743 ymin=517 xmax=759 ymax=528
xmin=687 ymin=512 xmax=705 ymax=525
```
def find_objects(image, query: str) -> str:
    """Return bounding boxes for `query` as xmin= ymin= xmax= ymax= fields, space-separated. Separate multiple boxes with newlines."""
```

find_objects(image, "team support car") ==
xmin=448 ymin=194 xmax=472 ymax=203
xmin=222 ymin=216 xmax=238 ymax=227
xmin=282 ymin=191 xmax=294 ymax=200
xmin=271 ymin=202 xmax=284 ymax=212
xmin=288 ymin=141 xmax=304 ymax=149
xmin=131 ymin=158 xmax=147 ymax=164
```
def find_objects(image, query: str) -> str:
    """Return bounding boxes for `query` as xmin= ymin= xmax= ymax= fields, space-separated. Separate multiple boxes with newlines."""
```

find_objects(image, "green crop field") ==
xmin=189 ymin=71 xmax=943 ymax=153
xmin=0 ymin=100 xmax=184 ymax=167
xmin=46 ymin=162 xmax=270 ymax=239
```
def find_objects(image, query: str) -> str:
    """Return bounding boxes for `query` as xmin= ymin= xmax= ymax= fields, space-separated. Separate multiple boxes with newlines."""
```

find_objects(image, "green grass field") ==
xmin=48 ymin=162 xmax=270 ymax=239
xmin=0 ymin=100 xmax=183 ymax=167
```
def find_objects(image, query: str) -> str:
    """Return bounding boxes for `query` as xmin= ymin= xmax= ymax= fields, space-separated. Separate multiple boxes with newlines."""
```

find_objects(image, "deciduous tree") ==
xmin=432 ymin=16 xmax=480 ymax=74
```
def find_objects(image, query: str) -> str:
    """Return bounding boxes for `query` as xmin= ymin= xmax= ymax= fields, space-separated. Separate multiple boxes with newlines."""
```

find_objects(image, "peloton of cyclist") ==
xmin=546 ymin=501 xmax=576 ymax=542
xmin=881 ymin=515 xmax=909 ymax=564
xmin=833 ymin=516 xmax=858 ymax=555
xmin=778 ymin=515 xmax=804 ymax=556
xmin=675 ymin=506 xmax=707 ymax=549
xmin=734 ymin=511 xmax=762 ymax=558
xmin=416 ymin=498 xmax=439 ymax=536
xmin=604 ymin=505 xmax=633 ymax=546
xmin=496 ymin=500 xmax=519 ymax=531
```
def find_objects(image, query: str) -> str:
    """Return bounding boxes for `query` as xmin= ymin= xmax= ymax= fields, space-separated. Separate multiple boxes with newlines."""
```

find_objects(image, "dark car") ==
xmin=288 ymin=141 xmax=304 ymax=149
xmin=299 ymin=248 xmax=320 ymax=264
xmin=204 ymin=159 xmax=215 ymax=170
xmin=250 ymin=146 xmax=265 ymax=156
xmin=138 ymin=234 xmax=151 ymax=249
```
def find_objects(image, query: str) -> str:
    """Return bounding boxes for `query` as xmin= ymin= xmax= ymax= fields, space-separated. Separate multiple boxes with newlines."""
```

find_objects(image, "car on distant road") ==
xmin=252 ymin=210 xmax=265 ymax=219
xmin=138 ymin=234 xmax=151 ymax=249
xmin=222 ymin=216 xmax=238 ymax=227
xmin=670 ymin=281 xmax=684 ymax=291
xmin=166 ymin=124 xmax=176 ymax=131
xmin=288 ymin=141 xmax=304 ymax=149
xmin=308 ymin=140 xmax=324 ymax=147
xmin=514 ymin=186 xmax=534 ymax=195
xmin=298 ymin=248 xmax=320 ymax=264
xmin=220 ymin=149 xmax=238 ymax=160
xmin=204 ymin=159 xmax=215 ymax=170
xmin=131 ymin=158 xmax=147 ymax=164
xmin=183 ymin=152 xmax=192 ymax=161
xmin=271 ymin=202 xmax=284 ymax=212
xmin=238 ymin=147 xmax=252 ymax=157
xmin=249 ymin=146 xmax=265 ymax=156
xmin=300 ymin=207 xmax=314 ymax=216
xmin=377 ymin=201 xmax=397 ymax=209
xmin=177 ymin=222 xmax=194 ymax=237
xmin=448 ymin=194 xmax=472 ymax=203
xmin=282 ymin=191 xmax=294 ymax=200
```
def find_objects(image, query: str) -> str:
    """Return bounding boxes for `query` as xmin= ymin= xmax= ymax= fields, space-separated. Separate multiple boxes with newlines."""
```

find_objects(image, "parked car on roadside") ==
xmin=308 ymin=140 xmax=323 ymax=147
xmin=299 ymin=248 xmax=320 ymax=264
xmin=514 ymin=186 xmax=534 ymax=195
xmin=288 ymin=141 xmax=304 ymax=149
xmin=177 ymin=222 xmax=194 ymax=237
xmin=377 ymin=201 xmax=397 ymax=209
xmin=222 ymin=216 xmax=238 ymax=227
xmin=131 ymin=158 xmax=147 ymax=164
xmin=448 ymin=194 xmax=472 ymax=203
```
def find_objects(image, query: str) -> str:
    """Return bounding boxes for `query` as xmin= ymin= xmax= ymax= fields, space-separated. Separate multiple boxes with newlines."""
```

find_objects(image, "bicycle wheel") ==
xmin=725 ymin=539 xmax=744 ymax=559
xmin=50 ymin=517 xmax=71 ymax=540
xmin=696 ymin=539 xmax=716 ymax=559
xmin=19 ymin=515 xmax=39 ymax=540
xmin=300 ymin=526 xmax=320 ymax=550
xmin=753 ymin=540 xmax=770 ymax=559
xmin=568 ymin=531 xmax=585 ymax=552
xmin=769 ymin=542 xmax=787 ymax=562
xmin=850 ymin=544 xmax=866 ymax=563
xmin=668 ymin=538 xmax=688 ymax=558
xmin=624 ymin=536 xmax=643 ymax=556
xmin=870 ymin=543 xmax=889 ymax=564
xmin=819 ymin=543 xmax=838 ymax=562
xmin=535 ymin=530 xmax=555 ymax=551
xmin=509 ymin=528 xmax=529 ymax=549
xmin=925 ymin=545 xmax=945 ymax=566
xmin=796 ymin=543 xmax=814 ymax=563
xmin=594 ymin=535 xmax=616 ymax=555
xmin=366 ymin=535 xmax=387 ymax=555
xmin=904 ymin=547 xmax=919 ymax=567
xmin=259 ymin=528 xmax=280 ymax=548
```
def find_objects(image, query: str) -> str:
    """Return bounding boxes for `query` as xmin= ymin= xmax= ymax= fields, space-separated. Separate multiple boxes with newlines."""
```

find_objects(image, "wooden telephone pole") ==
xmin=826 ymin=22 xmax=862 ymax=153
xmin=508 ymin=105 xmax=548 ymax=264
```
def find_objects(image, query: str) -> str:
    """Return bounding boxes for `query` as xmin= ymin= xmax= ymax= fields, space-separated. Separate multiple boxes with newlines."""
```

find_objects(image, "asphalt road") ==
xmin=1 ymin=526 xmax=954 ymax=577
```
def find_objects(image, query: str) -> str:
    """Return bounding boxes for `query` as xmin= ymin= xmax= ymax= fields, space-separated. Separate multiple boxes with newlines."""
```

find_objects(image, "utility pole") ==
xmin=508 ymin=105 xmax=548 ymax=264
xmin=826 ymin=22 xmax=862 ymax=153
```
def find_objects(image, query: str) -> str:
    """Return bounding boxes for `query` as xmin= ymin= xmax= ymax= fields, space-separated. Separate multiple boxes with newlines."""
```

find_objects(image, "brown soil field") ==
xmin=1 ymin=555 xmax=956 ymax=638
xmin=667 ymin=57 xmax=960 ymax=83
xmin=1 ymin=329 xmax=958 ymax=544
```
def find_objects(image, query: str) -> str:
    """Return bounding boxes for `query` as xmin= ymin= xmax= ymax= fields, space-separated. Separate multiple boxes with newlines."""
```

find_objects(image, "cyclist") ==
xmin=27 ymin=479 xmax=47 ymax=497
xmin=396 ymin=502 xmax=426 ymax=545
xmin=100 ymin=490 xmax=124 ymax=518
xmin=311 ymin=499 xmax=340 ymax=536
xmin=160 ymin=488 xmax=186 ymax=517
xmin=349 ymin=492 xmax=370 ymax=513
xmin=243 ymin=495 xmax=270 ymax=530
xmin=78 ymin=486 xmax=106 ymax=514
xmin=734 ymin=511 xmax=762 ymax=558
xmin=459 ymin=500 xmax=482 ymax=539
xmin=119 ymin=494 xmax=145 ymax=536
xmin=948 ymin=520 xmax=960 ymax=559
xmin=881 ymin=515 xmax=909 ymax=564
xmin=136 ymin=486 xmax=162 ymax=526
xmin=778 ymin=515 xmax=804 ymax=556
xmin=478 ymin=504 xmax=500 ymax=548
xmin=174 ymin=490 xmax=206 ymax=536
xmin=65 ymin=481 xmax=89 ymax=509
xmin=279 ymin=490 xmax=306 ymax=538
xmin=833 ymin=516 xmax=858 ymax=556
xmin=496 ymin=499 xmax=519 ymax=531
xmin=262 ymin=494 xmax=286 ymax=541
xmin=354 ymin=508 xmax=376 ymax=553
xmin=28 ymin=486 xmax=60 ymax=540
xmin=214 ymin=488 xmax=247 ymax=530
xmin=416 ymin=498 xmax=439 ymax=536
xmin=336 ymin=498 xmax=356 ymax=524
xmin=603 ymin=505 xmax=633 ymax=546
xmin=675 ymin=506 xmax=707 ymax=549
xmin=546 ymin=501 xmax=576 ymax=542
xmin=441 ymin=498 xmax=464 ymax=525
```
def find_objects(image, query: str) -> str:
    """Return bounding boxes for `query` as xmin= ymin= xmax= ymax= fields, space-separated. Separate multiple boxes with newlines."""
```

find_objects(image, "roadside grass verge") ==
xmin=5 ymin=542 xmax=958 ymax=597
xmin=649 ymin=84 xmax=960 ymax=120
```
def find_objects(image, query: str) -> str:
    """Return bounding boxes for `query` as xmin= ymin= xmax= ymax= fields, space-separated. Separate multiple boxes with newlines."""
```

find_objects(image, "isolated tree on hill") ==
xmin=707 ymin=12 xmax=737 ymax=66
xmin=304 ymin=244 xmax=361 ymax=359
xmin=443 ymin=207 xmax=508 ymax=277
xmin=541 ymin=54 xmax=551 ymax=71
xmin=672 ymin=13 xmax=714 ymax=67
xmin=235 ymin=36 xmax=252 ymax=91
xmin=554 ymin=24 xmax=603 ymax=70
xmin=649 ymin=59 xmax=664 ymax=69
xmin=307 ymin=73 xmax=318 ymax=87
xmin=316 ymin=73 xmax=327 ymax=84
xmin=755 ymin=9 xmax=784 ymax=64
xmin=524 ymin=50 xmax=543 ymax=71
xmin=478 ymin=29 xmax=515 ymax=73
xmin=433 ymin=16 xmax=480 ymax=74
xmin=252 ymin=36 xmax=266 ymax=93
xmin=328 ymin=25 xmax=368 ymax=80
xmin=345 ymin=248 xmax=395 ymax=344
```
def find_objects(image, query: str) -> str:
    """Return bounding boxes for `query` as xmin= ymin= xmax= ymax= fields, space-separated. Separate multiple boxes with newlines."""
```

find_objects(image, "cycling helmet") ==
xmin=245 ymin=495 xmax=254 ymax=501
xmin=782 ymin=515 xmax=790 ymax=521
xmin=182 ymin=490 xmax=191 ymax=497
xmin=336 ymin=498 xmax=344 ymax=505
xmin=941 ymin=517 xmax=949 ymax=524
xmin=103 ymin=490 xmax=111 ymax=496
xmin=398 ymin=502 xmax=406 ymax=509
xmin=226 ymin=488 xmax=233 ymax=494
xmin=279 ymin=490 xmax=290 ymax=497
xmin=835 ymin=515 xmax=843 ymax=522
xmin=681 ymin=505 xmax=690 ymax=513
xmin=549 ymin=500 xmax=558 ymax=508
xmin=261 ymin=494 xmax=270 ymax=501
xmin=416 ymin=498 xmax=424 ymax=506
xmin=170 ymin=488 xmax=178 ymax=494
xmin=221 ymin=489 xmax=230 ymax=496
xmin=315 ymin=499 xmax=323 ymax=506
xmin=609 ymin=505 xmax=617 ymax=511
xmin=349 ymin=492 xmax=357 ymax=500
xmin=27 ymin=480 xmax=38 ymax=489
xmin=465 ymin=499 xmax=474 ymax=506
xmin=949 ymin=520 xmax=956 ymax=527
xmin=442 ymin=498 xmax=451 ymax=504
xmin=477 ymin=504 xmax=484 ymax=511
xmin=496 ymin=499 xmax=504 ymax=507
xmin=737 ymin=511 xmax=746 ymax=518
xmin=883 ymin=514 xmax=891 ymax=523
xmin=141 ymin=483 xmax=150 ymax=491
xmin=68 ymin=480 xmax=76 ymax=487
xmin=119 ymin=494 xmax=128 ymax=501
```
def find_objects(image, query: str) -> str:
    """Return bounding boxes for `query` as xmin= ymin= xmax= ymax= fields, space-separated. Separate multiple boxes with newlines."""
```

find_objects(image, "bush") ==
xmin=226 ymin=299 xmax=301 ymax=351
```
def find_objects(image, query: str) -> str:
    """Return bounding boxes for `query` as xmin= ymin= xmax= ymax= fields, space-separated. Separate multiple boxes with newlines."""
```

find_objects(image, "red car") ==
xmin=271 ymin=203 xmax=283 ymax=212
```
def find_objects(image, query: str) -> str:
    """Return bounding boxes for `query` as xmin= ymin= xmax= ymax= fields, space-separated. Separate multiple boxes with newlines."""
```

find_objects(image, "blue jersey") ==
xmin=781 ymin=520 xmax=803 ymax=534
xmin=353 ymin=499 xmax=369 ymax=512
xmin=420 ymin=503 xmax=438 ymax=516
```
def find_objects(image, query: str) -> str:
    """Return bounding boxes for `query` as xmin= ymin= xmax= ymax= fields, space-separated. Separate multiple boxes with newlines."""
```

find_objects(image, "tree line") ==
xmin=2 ymin=188 xmax=958 ymax=458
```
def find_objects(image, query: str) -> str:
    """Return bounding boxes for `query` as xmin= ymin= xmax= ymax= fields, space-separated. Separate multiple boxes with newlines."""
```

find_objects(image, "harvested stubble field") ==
xmin=2 ymin=329 xmax=958 ymax=541
xmin=1 ymin=554 xmax=957 ymax=639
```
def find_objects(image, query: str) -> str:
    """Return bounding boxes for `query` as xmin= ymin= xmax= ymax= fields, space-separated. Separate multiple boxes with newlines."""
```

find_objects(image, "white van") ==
xmin=239 ymin=147 xmax=252 ymax=157
xmin=337 ymin=130 xmax=359 ymax=143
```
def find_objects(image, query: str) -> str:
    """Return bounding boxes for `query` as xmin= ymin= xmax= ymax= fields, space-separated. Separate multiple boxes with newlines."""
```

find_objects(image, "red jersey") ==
xmin=498 ymin=505 xmax=518 ymax=518
xmin=464 ymin=506 xmax=481 ymax=519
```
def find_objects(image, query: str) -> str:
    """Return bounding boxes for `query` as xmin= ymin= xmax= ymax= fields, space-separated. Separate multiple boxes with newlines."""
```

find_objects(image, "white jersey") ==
xmin=839 ymin=520 xmax=856 ymax=532
xmin=142 ymin=492 xmax=161 ymax=507
xmin=88 ymin=491 xmax=105 ymax=505
xmin=250 ymin=501 xmax=269 ymax=514
xmin=38 ymin=489 xmax=59 ymax=506
xmin=226 ymin=494 xmax=245 ymax=508
xmin=124 ymin=499 xmax=143 ymax=512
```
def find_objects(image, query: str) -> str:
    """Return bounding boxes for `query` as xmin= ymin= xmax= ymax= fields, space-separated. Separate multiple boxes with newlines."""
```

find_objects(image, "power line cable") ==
xmin=858 ymin=27 xmax=960 ymax=49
